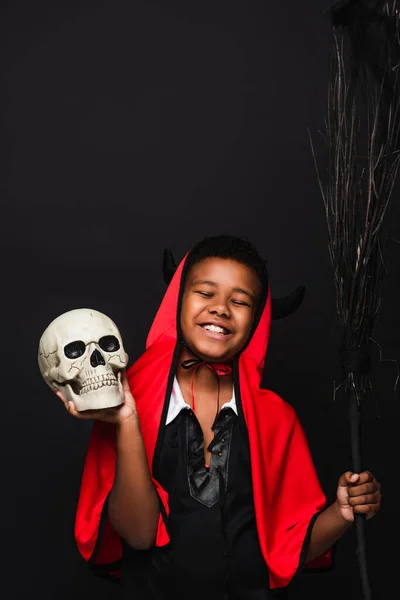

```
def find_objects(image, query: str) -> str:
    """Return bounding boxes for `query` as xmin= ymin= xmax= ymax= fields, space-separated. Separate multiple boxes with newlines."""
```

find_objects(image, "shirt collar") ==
xmin=166 ymin=376 xmax=237 ymax=425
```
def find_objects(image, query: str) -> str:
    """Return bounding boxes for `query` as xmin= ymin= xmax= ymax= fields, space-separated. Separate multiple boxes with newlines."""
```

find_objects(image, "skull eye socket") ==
xmin=64 ymin=341 xmax=86 ymax=359
xmin=99 ymin=335 xmax=120 ymax=353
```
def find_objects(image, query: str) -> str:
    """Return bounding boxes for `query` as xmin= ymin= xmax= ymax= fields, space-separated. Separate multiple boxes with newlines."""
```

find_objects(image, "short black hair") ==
xmin=185 ymin=234 xmax=268 ymax=288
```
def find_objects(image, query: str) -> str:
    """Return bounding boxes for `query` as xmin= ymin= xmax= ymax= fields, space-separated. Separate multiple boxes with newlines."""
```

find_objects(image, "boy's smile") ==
xmin=198 ymin=322 xmax=233 ymax=340
xmin=180 ymin=257 xmax=261 ymax=362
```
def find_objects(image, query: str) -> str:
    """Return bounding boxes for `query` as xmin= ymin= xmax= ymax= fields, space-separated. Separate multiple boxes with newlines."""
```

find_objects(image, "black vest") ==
xmin=121 ymin=404 xmax=287 ymax=600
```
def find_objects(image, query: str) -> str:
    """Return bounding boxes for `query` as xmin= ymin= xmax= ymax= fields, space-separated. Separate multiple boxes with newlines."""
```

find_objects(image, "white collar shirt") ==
xmin=166 ymin=376 xmax=238 ymax=425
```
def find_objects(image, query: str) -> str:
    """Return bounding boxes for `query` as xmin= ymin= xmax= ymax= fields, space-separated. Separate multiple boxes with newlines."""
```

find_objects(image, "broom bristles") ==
xmin=311 ymin=4 xmax=400 ymax=400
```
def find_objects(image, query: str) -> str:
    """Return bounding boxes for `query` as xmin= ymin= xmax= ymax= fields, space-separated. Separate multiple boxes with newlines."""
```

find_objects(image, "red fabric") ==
xmin=74 ymin=254 xmax=332 ymax=589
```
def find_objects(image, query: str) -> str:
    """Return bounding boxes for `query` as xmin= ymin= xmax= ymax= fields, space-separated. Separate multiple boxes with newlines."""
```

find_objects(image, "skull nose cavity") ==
xmin=90 ymin=349 xmax=106 ymax=368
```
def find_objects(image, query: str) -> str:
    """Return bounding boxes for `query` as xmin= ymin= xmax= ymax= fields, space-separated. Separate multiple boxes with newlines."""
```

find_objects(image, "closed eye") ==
xmin=196 ymin=291 xmax=213 ymax=298
xmin=232 ymin=300 xmax=251 ymax=307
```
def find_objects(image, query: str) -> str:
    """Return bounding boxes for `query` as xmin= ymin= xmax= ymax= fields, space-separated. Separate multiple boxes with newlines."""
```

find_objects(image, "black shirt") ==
xmin=121 ymin=390 xmax=287 ymax=600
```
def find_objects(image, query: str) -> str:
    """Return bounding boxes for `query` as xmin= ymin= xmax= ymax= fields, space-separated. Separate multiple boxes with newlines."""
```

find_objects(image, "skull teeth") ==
xmin=79 ymin=374 xmax=118 ymax=395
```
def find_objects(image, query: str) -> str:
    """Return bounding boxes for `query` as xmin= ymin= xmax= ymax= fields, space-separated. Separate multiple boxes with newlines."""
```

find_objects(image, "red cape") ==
xmin=74 ymin=254 xmax=332 ymax=589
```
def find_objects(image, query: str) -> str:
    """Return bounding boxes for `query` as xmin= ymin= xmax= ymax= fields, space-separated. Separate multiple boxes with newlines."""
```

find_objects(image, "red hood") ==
xmin=146 ymin=252 xmax=272 ymax=379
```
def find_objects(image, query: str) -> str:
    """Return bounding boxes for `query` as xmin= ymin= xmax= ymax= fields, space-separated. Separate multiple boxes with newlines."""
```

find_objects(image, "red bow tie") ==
xmin=181 ymin=355 xmax=233 ymax=415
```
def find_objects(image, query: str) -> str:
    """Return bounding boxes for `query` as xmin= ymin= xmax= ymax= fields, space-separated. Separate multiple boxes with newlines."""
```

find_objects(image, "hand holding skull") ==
xmin=38 ymin=309 xmax=135 ymax=423
xmin=55 ymin=370 xmax=137 ymax=424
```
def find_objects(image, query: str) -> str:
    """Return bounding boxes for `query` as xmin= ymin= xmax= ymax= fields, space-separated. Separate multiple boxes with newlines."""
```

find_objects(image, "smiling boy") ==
xmin=63 ymin=235 xmax=381 ymax=599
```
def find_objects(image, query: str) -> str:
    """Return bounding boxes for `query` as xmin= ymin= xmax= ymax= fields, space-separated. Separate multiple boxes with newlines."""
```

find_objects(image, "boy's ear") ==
xmin=161 ymin=248 xmax=305 ymax=319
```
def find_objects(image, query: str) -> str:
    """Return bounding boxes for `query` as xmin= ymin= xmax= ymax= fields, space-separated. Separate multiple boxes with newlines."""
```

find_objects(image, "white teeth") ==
xmin=203 ymin=324 xmax=227 ymax=334
xmin=79 ymin=373 xmax=118 ymax=395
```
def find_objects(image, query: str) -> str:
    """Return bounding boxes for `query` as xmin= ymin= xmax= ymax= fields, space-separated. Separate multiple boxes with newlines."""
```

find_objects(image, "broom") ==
xmin=310 ymin=1 xmax=400 ymax=597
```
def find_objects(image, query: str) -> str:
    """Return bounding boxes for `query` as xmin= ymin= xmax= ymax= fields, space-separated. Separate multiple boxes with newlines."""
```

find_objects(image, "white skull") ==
xmin=38 ymin=308 xmax=128 ymax=411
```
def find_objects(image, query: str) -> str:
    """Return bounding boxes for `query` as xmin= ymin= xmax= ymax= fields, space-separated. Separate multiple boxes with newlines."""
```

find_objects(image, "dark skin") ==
xmin=56 ymin=256 xmax=382 ymax=558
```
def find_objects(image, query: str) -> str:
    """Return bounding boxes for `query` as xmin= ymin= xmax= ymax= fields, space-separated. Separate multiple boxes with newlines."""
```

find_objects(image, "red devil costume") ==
xmin=74 ymin=249 xmax=333 ymax=598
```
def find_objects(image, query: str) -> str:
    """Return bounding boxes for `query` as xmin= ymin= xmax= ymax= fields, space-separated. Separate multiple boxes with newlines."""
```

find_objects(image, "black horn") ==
xmin=163 ymin=248 xmax=177 ymax=284
xmin=271 ymin=286 xmax=305 ymax=320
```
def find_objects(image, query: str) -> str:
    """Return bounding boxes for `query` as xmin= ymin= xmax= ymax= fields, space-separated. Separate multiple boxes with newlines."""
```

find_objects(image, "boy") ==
xmin=59 ymin=235 xmax=381 ymax=599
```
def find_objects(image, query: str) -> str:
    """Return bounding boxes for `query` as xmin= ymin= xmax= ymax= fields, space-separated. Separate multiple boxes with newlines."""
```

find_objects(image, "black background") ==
xmin=2 ymin=1 xmax=399 ymax=598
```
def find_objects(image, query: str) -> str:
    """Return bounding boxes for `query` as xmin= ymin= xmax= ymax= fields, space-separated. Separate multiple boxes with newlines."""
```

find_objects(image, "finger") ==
xmin=348 ymin=492 xmax=381 ymax=506
xmin=121 ymin=372 xmax=136 ymax=407
xmin=55 ymin=390 xmax=70 ymax=412
xmin=55 ymin=389 xmax=67 ymax=404
xmin=76 ymin=406 xmax=124 ymax=422
xmin=121 ymin=370 xmax=130 ymax=392
xmin=69 ymin=406 xmax=107 ymax=419
xmin=356 ymin=471 xmax=375 ymax=485
xmin=66 ymin=403 xmax=109 ymax=420
xmin=348 ymin=481 xmax=381 ymax=497
xmin=66 ymin=402 xmax=86 ymax=419
xmin=338 ymin=471 xmax=359 ymax=487
xmin=353 ymin=503 xmax=380 ymax=518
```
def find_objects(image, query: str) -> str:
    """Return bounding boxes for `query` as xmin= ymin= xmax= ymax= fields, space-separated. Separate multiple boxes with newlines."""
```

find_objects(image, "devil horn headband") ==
xmin=162 ymin=248 xmax=305 ymax=320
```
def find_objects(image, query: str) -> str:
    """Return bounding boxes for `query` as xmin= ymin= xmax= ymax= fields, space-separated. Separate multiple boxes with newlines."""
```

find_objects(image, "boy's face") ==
xmin=180 ymin=257 xmax=262 ymax=363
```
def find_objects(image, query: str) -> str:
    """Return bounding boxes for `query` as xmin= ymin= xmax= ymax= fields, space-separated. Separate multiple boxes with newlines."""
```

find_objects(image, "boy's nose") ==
xmin=208 ymin=304 xmax=230 ymax=318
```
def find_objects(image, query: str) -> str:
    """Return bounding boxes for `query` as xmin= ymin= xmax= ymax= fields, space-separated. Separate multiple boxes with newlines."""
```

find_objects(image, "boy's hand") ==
xmin=55 ymin=370 xmax=137 ymax=425
xmin=335 ymin=471 xmax=381 ymax=522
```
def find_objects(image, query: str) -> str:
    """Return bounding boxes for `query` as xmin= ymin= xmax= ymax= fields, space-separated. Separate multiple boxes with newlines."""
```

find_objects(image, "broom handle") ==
xmin=349 ymin=388 xmax=372 ymax=600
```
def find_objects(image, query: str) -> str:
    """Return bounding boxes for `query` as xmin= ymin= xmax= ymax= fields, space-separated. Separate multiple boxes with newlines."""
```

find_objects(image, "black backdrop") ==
xmin=2 ymin=1 xmax=400 ymax=599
